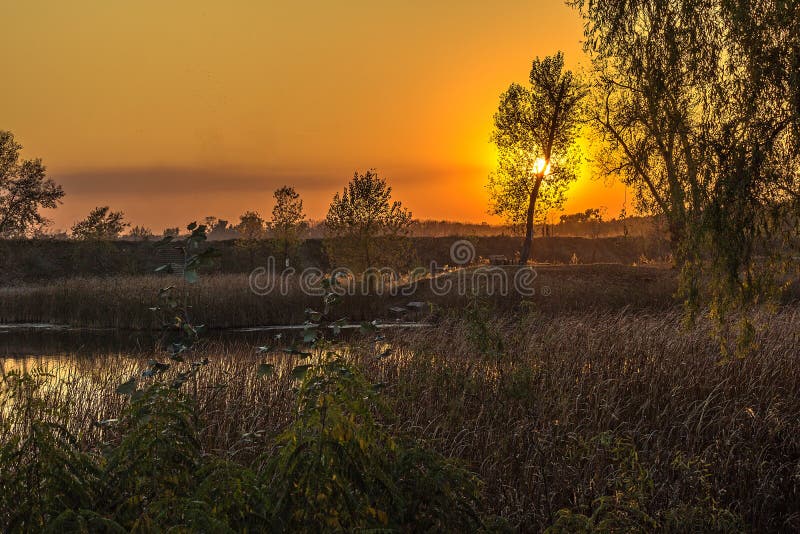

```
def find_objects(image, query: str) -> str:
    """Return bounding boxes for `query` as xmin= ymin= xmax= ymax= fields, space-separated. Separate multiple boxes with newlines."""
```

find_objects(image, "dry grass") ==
xmin=0 ymin=265 xmax=680 ymax=329
xmin=4 ymin=305 xmax=800 ymax=531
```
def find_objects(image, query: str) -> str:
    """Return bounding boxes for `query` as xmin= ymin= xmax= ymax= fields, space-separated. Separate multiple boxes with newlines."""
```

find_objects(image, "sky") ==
xmin=2 ymin=0 xmax=625 ymax=232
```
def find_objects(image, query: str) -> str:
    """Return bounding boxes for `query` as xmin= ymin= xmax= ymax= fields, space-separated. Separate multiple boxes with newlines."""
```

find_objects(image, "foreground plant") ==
xmin=546 ymin=434 xmax=742 ymax=533
xmin=265 ymin=354 xmax=484 ymax=531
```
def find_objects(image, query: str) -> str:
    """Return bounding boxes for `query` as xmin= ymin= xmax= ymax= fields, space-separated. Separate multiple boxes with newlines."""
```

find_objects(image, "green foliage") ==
xmin=268 ymin=186 xmax=308 ymax=266
xmin=464 ymin=296 xmax=506 ymax=360
xmin=264 ymin=356 xmax=395 ymax=530
xmin=0 ymin=130 xmax=64 ymax=237
xmin=546 ymin=434 xmax=743 ymax=533
xmin=0 ymin=371 xmax=104 ymax=531
xmin=488 ymin=52 xmax=587 ymax=262
xmin=235 ymin=210 xmax=266 ymax=268
xmin=264 ymin=354 xmax=484 ymax=532
xmin=71 ymin=206 xmax=129 ymax=240
xmin=152 ymin=222 xmax=221 ymax=358
xmin=574 ymin=0 xmax=800 ymax=345
xmin=0 ymin=241 xmax=490 ymax=531
xmin=0 ymin=357 xmax=489 ymax=532
xmin=324 ymin=169 xmax=414 ymax=273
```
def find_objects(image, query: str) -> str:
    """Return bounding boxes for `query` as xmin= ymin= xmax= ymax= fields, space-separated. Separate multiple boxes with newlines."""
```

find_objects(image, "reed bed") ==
xmin=3 ymin=306 xmax=799 ymax=531
xmin=0 ymin=265 xmax=680 ymax=329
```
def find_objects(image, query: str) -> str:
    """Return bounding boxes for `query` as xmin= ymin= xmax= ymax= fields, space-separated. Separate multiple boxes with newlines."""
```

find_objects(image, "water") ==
xmin=0 ymin=322 xmax=429 ymax=368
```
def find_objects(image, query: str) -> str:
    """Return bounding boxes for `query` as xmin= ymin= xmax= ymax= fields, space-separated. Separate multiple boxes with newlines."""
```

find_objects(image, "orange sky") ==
xmin=2 ymin=0 xmax=625 ymax=232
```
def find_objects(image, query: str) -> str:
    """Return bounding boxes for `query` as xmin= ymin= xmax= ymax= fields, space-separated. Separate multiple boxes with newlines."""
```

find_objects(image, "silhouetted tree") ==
xmin=71 ymin=206 xmax=129 ymax=240
xmin=236 ymin=210 xmax=266 ymax=268
xmin=202 ymin=217 xmax=235 ymax=240
xmin=163 ymin=227 xmax=180 ymax=238
xmin=268 ymin=186 xmax=307 ymax=267
xmin=325 ymin=170 xmax=413 ymax=274
xmin=488 ymin=53 xmax=587 ymax=264
xmin=127 ymin=225 xmax=154 ymax=241
xmin=0 ymin=131 xmax=64 ymax=237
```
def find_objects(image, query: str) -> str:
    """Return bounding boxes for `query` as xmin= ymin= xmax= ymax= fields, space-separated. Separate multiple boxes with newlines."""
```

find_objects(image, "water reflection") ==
xmin=0 ymin=323 xmax=422 ymax=377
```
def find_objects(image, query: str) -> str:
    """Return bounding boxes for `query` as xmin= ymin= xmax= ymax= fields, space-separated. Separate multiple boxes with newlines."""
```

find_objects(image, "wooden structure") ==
xmin=155 ymin=246 xmax=185 ymax=275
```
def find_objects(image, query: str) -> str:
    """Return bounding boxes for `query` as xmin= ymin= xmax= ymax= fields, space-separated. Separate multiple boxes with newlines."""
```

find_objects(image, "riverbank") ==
xmin=0 ymin=264 xmax=679 ymax=329
xmin=0 ymin=235 xmax=670 ymax=283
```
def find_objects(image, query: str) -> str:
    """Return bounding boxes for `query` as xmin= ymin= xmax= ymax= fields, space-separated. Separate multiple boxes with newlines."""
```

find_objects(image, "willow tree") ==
xmin=572 ymin=0 xmax=800 ymax=346
xmin=488 ymin=52 xmax=586 ymax=264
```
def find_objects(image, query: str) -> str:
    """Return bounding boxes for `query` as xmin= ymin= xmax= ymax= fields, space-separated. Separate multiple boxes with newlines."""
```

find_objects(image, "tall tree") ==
xmin=71 ymin=206 xmax=129 ymax=240
xmin=324 ymin=170 xmax=413 ymax=273
xmin=572 ymin=0 xmax=800 ymax=342
xmin=268 ymin=186 xmax=307 ymax=267
xmin=236 ymin=210 xmax=266 ymax=268
xmin=0 ymin=131 xmax=64 ymax=237
xmin=489 ymin=52 xmax=587 ymax=264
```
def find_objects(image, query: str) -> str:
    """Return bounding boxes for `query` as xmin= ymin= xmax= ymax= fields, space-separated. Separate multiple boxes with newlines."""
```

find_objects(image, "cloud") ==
xmin=53 ymin=166 xmax=340 ymax=196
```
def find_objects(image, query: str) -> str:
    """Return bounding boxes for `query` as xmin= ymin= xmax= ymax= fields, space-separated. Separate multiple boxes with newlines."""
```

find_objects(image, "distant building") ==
xmin=155 ymin=246 xmax=184 ymax=274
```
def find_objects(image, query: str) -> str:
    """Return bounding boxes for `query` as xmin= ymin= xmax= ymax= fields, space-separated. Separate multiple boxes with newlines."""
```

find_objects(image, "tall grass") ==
xmin=0 ymin=265 xmax=681 ymax=328
xmin=2 ymin=306 xmax=799 ymax=530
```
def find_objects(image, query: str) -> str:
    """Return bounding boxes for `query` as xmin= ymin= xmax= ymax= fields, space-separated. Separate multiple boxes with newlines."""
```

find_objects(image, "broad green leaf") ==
xmin=290 ymin=364 xmax=312 ymax=380
xmin=359 ymin=321 xmax=378 ymax=334
xmin=303 ymin=329 xmax=317 ymax=343
xmin=257 ymin=363 xmax=275 ymax=377
xmin=116 ymin=378 xmax=137 ymax=396
xmin=184 ymin=269 xmax=199 ymax=284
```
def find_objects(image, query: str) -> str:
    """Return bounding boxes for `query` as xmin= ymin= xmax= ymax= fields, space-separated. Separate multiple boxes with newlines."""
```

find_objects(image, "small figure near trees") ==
xmin=487 ymin=52 xmax=586 ymax=264
xmin=267 ymin=186 xmax=307 ymax=268
xmin=71 ymin=206 xmax=129 ymax=240
xmin=0 ymin=131 xmax=64 ymax=237
xmin=324 ymin=170 xmax=413 ymax=276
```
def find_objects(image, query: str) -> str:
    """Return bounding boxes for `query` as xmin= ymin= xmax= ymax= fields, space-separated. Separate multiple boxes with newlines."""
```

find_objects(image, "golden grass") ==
xmin=0 ymin=265 xmax=681 ymax=328
xmin=4 ymin=306 xmax=800 ymax=531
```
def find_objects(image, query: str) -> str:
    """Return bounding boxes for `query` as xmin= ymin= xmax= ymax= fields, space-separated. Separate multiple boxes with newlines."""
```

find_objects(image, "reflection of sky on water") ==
xmin=0 ymin=327 xmax=331 ymax=376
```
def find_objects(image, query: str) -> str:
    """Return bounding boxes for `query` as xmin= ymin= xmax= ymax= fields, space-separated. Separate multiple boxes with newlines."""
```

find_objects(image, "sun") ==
xmin=533 ymin=157 xmax=551 ymax=175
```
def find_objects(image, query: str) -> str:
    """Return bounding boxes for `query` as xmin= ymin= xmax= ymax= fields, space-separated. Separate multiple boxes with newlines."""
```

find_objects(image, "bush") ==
xmin=0 ymin=357 xmax=488 ymax=531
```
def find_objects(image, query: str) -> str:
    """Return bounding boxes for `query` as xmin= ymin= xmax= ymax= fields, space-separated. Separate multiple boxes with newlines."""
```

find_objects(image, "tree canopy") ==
xmin=488 ymin=52 xmax=586 ymax=263
xmin=71 ymin=206 xmax=129 ymax=240
xmin=0 ymin=131 xmax=64 ymax=237
xmin=572 ymin=0 xmax=800 ymax=344
xmin=325 ymin=170 xmax=413 ymax=273
xmin=236 ymin=210 xmax=266 ymax=268
xmin=268 ymin=186 xmax=307 ymax=267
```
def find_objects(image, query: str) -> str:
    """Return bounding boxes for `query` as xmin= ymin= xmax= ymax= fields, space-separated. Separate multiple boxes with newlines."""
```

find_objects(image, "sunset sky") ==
xmin=3 ymin=0 xmax=625 ymax=232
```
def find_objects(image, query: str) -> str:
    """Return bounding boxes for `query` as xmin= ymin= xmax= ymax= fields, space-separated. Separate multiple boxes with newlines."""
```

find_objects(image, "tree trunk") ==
xmin=519 ymin=177 xmax=543 ymax=264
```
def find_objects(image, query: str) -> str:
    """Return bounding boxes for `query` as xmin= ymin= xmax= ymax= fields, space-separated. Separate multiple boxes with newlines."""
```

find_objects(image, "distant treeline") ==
xmin=82 ymin=215 xmax=659 ymax=241
xmin=0 ymin=234 xmax=671 ymax=283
